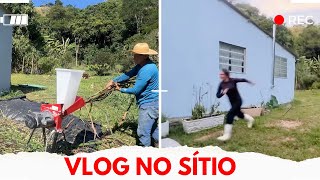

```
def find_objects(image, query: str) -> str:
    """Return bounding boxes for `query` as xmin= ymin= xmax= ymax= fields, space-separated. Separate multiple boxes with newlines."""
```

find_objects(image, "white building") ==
xmin=0 ymin=5 xmax=13 ymax=93
xmin=162 ymin=0 xmax=297 ymax=118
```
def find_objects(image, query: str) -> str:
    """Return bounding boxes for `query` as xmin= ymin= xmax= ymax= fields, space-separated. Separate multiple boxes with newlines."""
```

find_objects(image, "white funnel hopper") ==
xmin=56 ymin=68 xmax=84 ymax=111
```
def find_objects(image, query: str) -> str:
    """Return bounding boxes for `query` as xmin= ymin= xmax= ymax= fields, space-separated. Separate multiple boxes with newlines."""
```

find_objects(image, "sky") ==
xmin=31 ymin=0 xmax=320 ymax=25
xmin=32 ymin=0 xmax=105 ymax=9
xmin=236 ymin=0 xmax=320 ymax=25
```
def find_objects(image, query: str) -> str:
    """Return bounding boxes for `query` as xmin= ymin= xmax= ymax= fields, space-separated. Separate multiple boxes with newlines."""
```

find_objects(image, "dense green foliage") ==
xmin=266 ymin=95 xmax=279 ymax=109
xmin=296 ymin=56 xmax=320 ymax=90
xmin=3 ymin=2 xmax=320 ymax=90
xmin=191 ymin=103 xmax=206 ymax=120
xmin=235 ymin=3 xmax=320 ymax=90
xmin=3 ymin=0 xmax=158 ymax=75
xmin=235 ymin=3 xmax=295 ymax=51
xmin=296 ymin=25 xmax=320 ymax=59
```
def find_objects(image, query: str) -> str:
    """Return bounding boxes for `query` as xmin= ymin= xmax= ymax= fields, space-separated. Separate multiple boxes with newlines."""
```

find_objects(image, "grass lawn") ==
xmin=169 ymin=90 xmax=320 ymax=161
xmin=0 ymin=73 xmax=139 ymax=154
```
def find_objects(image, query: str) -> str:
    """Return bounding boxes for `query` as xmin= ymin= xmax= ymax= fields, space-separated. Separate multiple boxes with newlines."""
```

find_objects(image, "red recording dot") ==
xmin=274 ymin=15 xmax=285 ymax=25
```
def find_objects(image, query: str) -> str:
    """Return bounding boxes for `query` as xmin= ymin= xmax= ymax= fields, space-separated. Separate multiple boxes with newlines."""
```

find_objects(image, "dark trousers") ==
xmin=226 ymin=101 xmax=244 ymax=124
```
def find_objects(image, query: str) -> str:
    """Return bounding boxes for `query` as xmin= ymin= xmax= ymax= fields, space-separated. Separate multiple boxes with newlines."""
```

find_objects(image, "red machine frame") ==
xmin=40 ymin=96 xmax=86 ymax=132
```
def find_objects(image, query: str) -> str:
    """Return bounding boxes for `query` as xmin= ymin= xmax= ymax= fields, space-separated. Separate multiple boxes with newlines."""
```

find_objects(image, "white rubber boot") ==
xmin=244 ymin=114 xmax=255 ymax=128
xmin=217 ymin=124 xmax=233 ymax=141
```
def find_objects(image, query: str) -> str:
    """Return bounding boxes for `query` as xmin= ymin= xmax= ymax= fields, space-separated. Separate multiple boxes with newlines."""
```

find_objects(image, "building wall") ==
xmin=162 ymin=0 xmax=296 ymax=118
xmin=0 ymin=7 xmax=13 ymax=92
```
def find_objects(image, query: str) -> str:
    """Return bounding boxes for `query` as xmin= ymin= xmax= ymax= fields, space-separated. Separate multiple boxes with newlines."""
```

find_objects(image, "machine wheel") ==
xmin=45 ymin=130 xmax=58 ymax=153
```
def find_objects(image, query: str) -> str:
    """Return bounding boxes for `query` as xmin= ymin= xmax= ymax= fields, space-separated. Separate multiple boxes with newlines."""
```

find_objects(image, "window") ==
xmin=274 ymin=56 xmax=287 ymax=78
xmin=219 ymin=42 xmax=246 ymax=73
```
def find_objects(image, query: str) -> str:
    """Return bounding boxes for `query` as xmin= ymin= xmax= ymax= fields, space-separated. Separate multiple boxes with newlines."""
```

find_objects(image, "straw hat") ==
xmin=131 ymin=43 xmax=158 ymax=55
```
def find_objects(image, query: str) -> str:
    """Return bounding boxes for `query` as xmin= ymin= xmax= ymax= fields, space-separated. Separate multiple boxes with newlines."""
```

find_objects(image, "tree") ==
xmin=45 ymin=4 xmax=78 ymax=40
xmin=12 ymin=34 xmax=31 ymax=73
xmin=235 ymin=3 xmax=295 ymax=52
xmin=122 ymin=0 xmax=158 ymax=35
xmin=55 ymin=0 xmax=63 ymax=6
xmin=296 ymin=25 xmax=320 ymax=58
xmin=236 ymin=3 xmax=260 ymax=17
xmin=5 ymin=0 xmax=158 ymax=75
xmin=71 ymin=0 xmax=126 ymax=48
xmin=27 ymin=47 xmax=40 ymax=74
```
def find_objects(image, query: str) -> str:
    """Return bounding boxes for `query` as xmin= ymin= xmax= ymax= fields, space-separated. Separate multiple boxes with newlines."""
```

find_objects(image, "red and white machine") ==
xmin=25 ymin=69 xmax=86 ymax=152
xmin=39 ymin=96 xmax=86 ymax=132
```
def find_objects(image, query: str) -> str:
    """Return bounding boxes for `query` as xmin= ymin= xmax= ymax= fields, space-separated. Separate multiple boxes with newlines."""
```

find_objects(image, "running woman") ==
xmin=216 ymin=69 xmax=255 ymax=141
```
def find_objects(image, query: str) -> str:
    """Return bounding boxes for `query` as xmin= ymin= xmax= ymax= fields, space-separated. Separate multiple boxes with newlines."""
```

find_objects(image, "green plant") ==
xmin=311 ymin=82 xmax=320 ymax=90
xmin=192 ymin=103 xmax=206 ymax=120
xmin=88 ymin=50 xmax=116 ymax=76
xmin=296 ymin=57 xmax=320 ymax=90
xmin=161 ymin=114 xmax=168 ymax=123
xmin=191 ymin=86 xmax=208 ymax=120
xmin=88 ymin=64 xmax=113 ymax=76
xmin=37 ymin=57 xmax=56 ymax=74
xmin=266 ymin=95 xmax=279 ymax=109
xmin=210 ymin=102 xmax=221 ymax=116
xmin=58 ymin=51 xmax=74 ymax=69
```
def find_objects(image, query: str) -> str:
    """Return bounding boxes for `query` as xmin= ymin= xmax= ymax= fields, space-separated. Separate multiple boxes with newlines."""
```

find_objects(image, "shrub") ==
xmin=88 ymin=50 xmax=116 ymax=76
xmin=83 ymin=44 xmax=99 ymax=65
xmin=210 ymin=102 xmax=220 ymax=116
xmin=296 ymin=57 xmax=320 ymax=89
xmin=88 ymin=64 xmax=113 ymax=76
xmin=300 ymin=75 xmax=319 ymax=90
xmin=58 ymin=51 xmax=74 ymax=69
xmin=38 ymin=57 xmax=56 ymax=74
xmin=192 ymin=103 xmax=206 ymax=120
xmin=266 ymin=95 xmax=279 ymax=109
xmin=311 ymin=82 xmax=320 ymax=90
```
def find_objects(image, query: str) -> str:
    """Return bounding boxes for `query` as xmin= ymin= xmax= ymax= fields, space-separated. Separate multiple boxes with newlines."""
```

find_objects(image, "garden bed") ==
xmin=182 ymin=114 xmax=225 ymax=134
xmin=161 ymin=121 xmax=169 ymax=137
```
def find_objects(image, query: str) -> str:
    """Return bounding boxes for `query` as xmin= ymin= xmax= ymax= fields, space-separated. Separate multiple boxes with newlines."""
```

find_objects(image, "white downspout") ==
xmin=271 ymin=24 xmax=277 ymax=89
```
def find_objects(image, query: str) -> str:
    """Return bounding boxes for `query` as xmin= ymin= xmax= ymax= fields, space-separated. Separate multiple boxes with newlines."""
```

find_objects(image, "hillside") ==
xmin=34 ymin=6 xmax=51 ymax=16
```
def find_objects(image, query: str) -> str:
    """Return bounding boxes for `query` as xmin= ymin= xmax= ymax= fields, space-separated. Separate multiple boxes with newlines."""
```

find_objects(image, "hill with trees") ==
xmin=235 ymin=3 xmax=320 ymax=90
xmin=3 ymin=0 xmax=158 ymax=75
xmin=3 ymin=1 xmax=320 ymax=90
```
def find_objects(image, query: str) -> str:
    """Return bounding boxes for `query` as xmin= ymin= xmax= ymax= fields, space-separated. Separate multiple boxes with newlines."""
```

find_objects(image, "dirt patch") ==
xmin=269 ymin=136 xmax=296 ymax=145
xmin=195 ymin=130 xmax=223 ymax=142
xmin=267 ymin=120 xmax=303 ymax=130
xmin=280 ymin=137 xmax=296 ymax=142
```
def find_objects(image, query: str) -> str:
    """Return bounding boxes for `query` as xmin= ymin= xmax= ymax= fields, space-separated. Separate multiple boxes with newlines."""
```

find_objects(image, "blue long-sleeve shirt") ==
xmin=113 ymin=60 xmax=159 ymax=107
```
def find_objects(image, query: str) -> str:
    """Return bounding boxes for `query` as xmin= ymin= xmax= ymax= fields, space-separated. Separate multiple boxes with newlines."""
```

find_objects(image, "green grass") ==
xmin=169 ymin=90 xmax=320 ymax=161
xmin=0 ymin=73 xmax=138 ymax=154
xmin=0 ymin=119 xmax=44 ymax=154
xmin=0 ymin=90 xmax=25 ymax=100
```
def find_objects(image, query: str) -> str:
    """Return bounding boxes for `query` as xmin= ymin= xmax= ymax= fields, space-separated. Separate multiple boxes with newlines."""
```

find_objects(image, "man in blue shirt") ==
xmin=105 ymin=43 xmax=159 ymax=147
